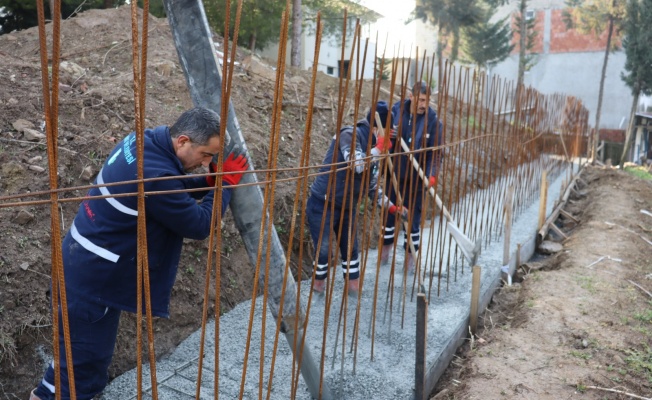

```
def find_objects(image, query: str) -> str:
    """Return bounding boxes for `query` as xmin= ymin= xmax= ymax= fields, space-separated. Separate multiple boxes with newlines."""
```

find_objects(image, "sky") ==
xmin=357 ymin=0 xmax=435 ymax=57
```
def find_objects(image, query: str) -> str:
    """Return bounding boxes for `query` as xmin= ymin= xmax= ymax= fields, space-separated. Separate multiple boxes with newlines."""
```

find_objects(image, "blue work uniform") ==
xmin=307 ymin=118 xmax=392 ymax=281
xmin=383 ymin=99 xmax=443 ymax=254
xmin=34 ymin=126 xmax=231 ymax=400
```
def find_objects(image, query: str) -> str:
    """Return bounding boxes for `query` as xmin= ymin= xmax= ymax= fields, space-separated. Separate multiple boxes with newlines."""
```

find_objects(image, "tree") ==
xmin=461 ymin=10 xmax=514 ymax=71
xmin=412 ymin=0 xmax=484 ymax=63
xmin=291 ymin=0 xmax=302 ymax=67
xmin=563 ymin=0 xmax=626 ymax=164
xmin=514 ymin=0 xmax=538 ymax=99
xmin=205 ymin=0 xmax=286 ymax=53
xmin=618 ymin=0 xmax=652 ymax=168
xmin=0 ymin=0 xmax=165 ymax=34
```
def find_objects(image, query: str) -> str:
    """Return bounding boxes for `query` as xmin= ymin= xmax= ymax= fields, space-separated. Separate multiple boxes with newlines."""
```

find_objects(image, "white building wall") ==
xmin=489 ymin=2 xmax=633 ymax=130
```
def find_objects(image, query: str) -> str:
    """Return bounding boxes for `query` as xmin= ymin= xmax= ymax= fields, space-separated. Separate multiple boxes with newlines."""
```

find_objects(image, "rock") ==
xmin=242 ymin=55 xmax=278 ymax=82
xmin=60 ymin=60 xmax=86 ymax=79
xmin=14 ymin=209 xmax=34 ymax=225
xmin=520 ymin=261 xmax=545 ymax=272
xmin=153 ymin=60 xmax=176 ymax=77
xmin=23 ymin=128 xmax=46 ymax=141
xmin=28 ymin=165 xmax=46 ymax=172
xmin=80 ymin=165 xmax=94 ymax=181
xmin=12 ymin=119 xmax=35 ymax=133
xmin=20 ymin=262 xmax=29 ymax=271
xmin=28 ymin=155 xmax=43 ymax=164
xmin=8 ymin=98 xmax=18 ymax=105
xmin=538 ymin=240 xmax=563 ymax=254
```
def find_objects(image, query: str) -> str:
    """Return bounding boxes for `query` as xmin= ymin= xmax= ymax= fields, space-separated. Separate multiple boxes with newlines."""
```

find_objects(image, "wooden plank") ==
xmin=537 ymin=171 xmax=548 ymax=231
xmin=550 ymin=223 xmax=568 ymax=239
xmin=469 ymin=266 xmax=482 ymax=335
xmin=560 ymin=209 xmax=579 ymax=223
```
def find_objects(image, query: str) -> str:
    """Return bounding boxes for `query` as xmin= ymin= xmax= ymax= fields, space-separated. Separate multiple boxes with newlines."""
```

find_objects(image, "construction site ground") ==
xmin=0 ymin=6 xmax=651 ymax=400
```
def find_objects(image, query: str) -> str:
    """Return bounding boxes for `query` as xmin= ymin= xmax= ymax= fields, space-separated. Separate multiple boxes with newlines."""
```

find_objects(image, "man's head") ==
xmin=411 ymin=81 xmax=431 ymax=115
xmin=170 ymin=107 xmax=222 ymax=172
xmin=367 ymin=100 xmax=390 ymax=129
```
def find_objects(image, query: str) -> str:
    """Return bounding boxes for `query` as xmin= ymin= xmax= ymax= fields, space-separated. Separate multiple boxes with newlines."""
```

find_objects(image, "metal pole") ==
xmin=162 ymin=0 xmax=328 ymax=398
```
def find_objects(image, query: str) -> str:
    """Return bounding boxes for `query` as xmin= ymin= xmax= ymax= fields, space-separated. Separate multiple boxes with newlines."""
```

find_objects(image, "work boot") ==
xmin=347 ymin=278 xmax=359 ymax=296
xmin=30 ymin=390 xmax=42 ymax=400
xmin=380 ymin=244 xmax=393 ymax=265
xmin=313 ymin=279 xmax=326 ymax=294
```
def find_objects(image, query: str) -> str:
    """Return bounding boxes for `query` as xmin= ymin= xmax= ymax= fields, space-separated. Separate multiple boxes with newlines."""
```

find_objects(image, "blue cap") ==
xmin=367 ymin=100 xmax=390 ymax=128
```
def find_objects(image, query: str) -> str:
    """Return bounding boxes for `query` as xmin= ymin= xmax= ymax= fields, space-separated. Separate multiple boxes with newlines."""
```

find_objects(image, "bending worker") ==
xmin=31 ymin=107 xmax=248 ymax=400
xmin=380 ymin=81 xmax=444 ymax=272
xmin=307 ymin=101 xmax=408 ymax=296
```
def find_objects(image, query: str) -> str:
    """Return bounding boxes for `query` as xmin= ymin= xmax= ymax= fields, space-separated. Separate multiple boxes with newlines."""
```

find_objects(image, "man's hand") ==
xmin=222 ymin=152 xmax=249 ymax=186
xmin=428 ymin=176 xmax=437 ymax=189
xmin=388 ymin=205 xmax=409 ymax=220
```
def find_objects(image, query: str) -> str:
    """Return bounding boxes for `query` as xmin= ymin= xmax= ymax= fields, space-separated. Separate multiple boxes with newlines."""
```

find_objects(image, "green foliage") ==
xmin=621 ymin=0 xmax=652 ymax=97
xmin=204 ymin=0 xmax=378 ymax=52
xmin=375 ymin=56 xmax=390 ymax=81
xmin=624 ymin=166 xmax=652 ymax=180
xmin=563 ymin=0 xmax=626 ymax=51
xmin=461 ymin=8 xmax=514 ymax=70
xmin=303 ymin=0 xmax=380 ymax=45
xmin=204 ymin=0 xmax=285 ymax=52
xmin=412 ymin=0 xmax=484 ymax=62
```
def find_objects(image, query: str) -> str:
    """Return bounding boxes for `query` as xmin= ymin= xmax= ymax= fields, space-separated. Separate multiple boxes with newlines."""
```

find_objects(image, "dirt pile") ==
xmin=0 ymin=5 xmax=375 ymax=397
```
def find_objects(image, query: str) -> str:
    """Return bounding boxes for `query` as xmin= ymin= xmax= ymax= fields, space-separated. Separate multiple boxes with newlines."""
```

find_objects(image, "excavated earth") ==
xmin=1 ymin=6 xmax=651 ymax=400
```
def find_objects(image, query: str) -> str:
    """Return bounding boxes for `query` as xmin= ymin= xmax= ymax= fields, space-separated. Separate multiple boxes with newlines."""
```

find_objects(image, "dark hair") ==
xmin=169 ymin=107 xmax=221 ymax=145
xmin=412 ymin=81 xmax=431 ymax=97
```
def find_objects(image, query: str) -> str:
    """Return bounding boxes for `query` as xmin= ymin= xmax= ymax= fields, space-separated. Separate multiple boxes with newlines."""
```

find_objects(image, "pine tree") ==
xmin=461 ymin=11 xmax=514 ymax=71
xmin=412 ymin=0 xmax=484 ymax=63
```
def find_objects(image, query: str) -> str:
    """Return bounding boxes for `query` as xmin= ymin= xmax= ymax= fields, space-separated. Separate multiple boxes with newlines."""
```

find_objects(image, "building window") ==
xmin=525 ymin=9 xmax=535 ymax=21
xmin=326 ymin=66 xmax=334 ymax=75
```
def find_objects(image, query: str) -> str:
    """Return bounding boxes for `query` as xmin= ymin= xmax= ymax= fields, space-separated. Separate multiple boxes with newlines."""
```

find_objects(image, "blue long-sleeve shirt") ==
xmin=390 ymin=99 xmax=444 ymax=185
xmin=63 ymin=126 xmax=231 ymax=317
xmin=310 ymin=118 xmax=391 ymax=210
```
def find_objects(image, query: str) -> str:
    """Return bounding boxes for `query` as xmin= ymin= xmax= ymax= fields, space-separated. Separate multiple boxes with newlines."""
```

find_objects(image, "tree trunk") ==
xmin=590 ymin=8 xmax=615 ymax=164
xmin=619 ymin=88 xmax=640 ymax=169
xmin=249 ymin=32 xmax=257 ymax=54
xmin=516 ymin=0 xmax=527 ymax=103
xmin=290 ymin=0 xmax=302 ymax=67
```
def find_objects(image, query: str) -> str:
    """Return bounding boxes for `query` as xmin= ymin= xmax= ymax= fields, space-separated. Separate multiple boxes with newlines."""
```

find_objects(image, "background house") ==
xmin=489 ymin=0 xmax=632 ymax=130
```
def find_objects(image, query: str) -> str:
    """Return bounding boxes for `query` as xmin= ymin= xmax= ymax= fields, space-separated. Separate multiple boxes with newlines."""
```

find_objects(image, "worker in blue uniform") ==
xmin=31 ymin=107 xmax=248 ymax=400
xmin=380 ymin=82 xmax=444 ymax=272
xmin=307 ymin=101 xmax=408 ymax=296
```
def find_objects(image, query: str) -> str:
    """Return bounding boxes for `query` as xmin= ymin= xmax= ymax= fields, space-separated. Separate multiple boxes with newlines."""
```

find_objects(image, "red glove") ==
xmin=428 ymin=176 xmax=437 ymax=189
xmin=388 ymin=205 xmax=408 ymax=220
xmin=222 ymin=152 xmax=249 ymax=186
xmin=375 ymin=135 xmax=392 ymax=152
